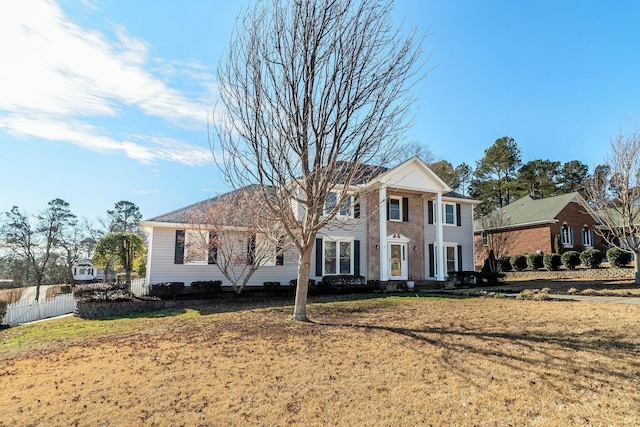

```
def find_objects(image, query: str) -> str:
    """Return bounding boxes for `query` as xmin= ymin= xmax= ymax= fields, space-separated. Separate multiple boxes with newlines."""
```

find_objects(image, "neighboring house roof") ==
xmin=474 ymin=192 xmax=599 ymax=232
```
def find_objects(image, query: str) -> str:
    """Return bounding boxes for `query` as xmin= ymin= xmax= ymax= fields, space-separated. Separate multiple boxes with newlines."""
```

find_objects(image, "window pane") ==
xmin=390 ymin=198 xmax=400 ymax=220
xmin=446 ymin=246 xmax=456 ymax=273
xmin=325 ymin=192 xmax=337 ymax=214
xmin=390 ymin=244 xmax=402 ymax=276
xmin=324 ymin=241 xmax=336 ymax=274
xmin=339 ymin=242 xmax=351 ymax=274
xmin=339 ymin=197 xmax=351 ymax=216
xmin=445 ymin=204 xmax=454 ymax=224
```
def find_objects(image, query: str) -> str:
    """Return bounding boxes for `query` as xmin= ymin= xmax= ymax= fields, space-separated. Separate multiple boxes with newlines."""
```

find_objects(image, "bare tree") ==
xmin=188 ymin=188 xmax=288 ymax=294
xmin=215 ymin=0 xmax=425 ymax=321
xmin=474 ymin=210 xmax=514 ymax=265
xmin=584 ymin=123 xmax=640 ymax=283
xmin=0 ymin=199 xmax=76 ymax=300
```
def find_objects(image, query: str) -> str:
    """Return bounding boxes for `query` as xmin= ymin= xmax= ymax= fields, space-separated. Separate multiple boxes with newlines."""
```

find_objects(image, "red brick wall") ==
xmin=367 ymin=191 xmax=425 ymax=280
xmin=549 ymin=201 xmax=603 ymax=251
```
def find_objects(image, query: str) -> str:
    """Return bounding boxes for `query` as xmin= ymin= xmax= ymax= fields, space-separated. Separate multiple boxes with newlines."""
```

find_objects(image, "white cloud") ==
xmin=0 ymin=115 xmax=213 ymax=166
xmin=0 ymin=0 xmax=216 ymax=166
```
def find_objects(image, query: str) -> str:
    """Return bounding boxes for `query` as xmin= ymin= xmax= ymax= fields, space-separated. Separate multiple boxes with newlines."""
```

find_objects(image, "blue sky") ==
xmin=1 ymin=0 xmax=639 ymax=223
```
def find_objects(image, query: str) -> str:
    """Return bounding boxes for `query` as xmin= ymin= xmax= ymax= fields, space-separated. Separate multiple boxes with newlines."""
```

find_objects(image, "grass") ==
xmin=1 ymin=294 xmax=640 ymax=426
xmin=489 ymin=277 xmax=640 ymax=297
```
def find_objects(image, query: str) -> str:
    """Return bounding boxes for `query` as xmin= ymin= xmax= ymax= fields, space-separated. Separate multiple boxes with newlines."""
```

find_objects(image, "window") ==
xmin=325 ymin=192 xmax=337 ymax=215
xmin=389 ymin=197 xmax=401 ymax=221
xmin=432 ymin=243 xmax=459 ymax=276
xmin=254 ymin=233 xmax=277 ymax=267
xmin=324 ymin=239 xmax=352 ymax=275
xmin=325 ymin=191 xmax=354 ymax=217
xmin=560 ymin=223 xmax=574 ymax=247
xmin=184 ymin=230 xmax=208 ymax=264
xmin=446 ymin=246 xmax=456 ymax=273
xmin=481 ymin=231 xmax=488 ymax=246
xmin=581 ymin=226 xmax=594 ymax=248
xmin=444 ymin=203 xmax=455 ymax=225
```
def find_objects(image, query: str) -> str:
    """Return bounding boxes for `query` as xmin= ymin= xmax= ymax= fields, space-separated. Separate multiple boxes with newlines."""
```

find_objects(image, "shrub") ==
xmin=554 ymin=233 xmax=563 ymax=254
xmin=263 ymin=281 xmax=281 ymax=293
xmin=73 ymin=283 xmax=131 ymax=302
xmin=498 ymin=256 xmax=512 ymax=272
xmin=149 ymin=282 xmax=185 ymax=300
xmin=543 ymin=253 xmax=562 ymax=270
xmin=580 ymin=249 xmax=603 ymax=269
xmin=606 ymin=247 xmax=632 ymax=267
xmin=289 ymin=279 xmax=316 ymax=287
xmin=0 ymin=300 xmax=7 ymax=322
xmin=190 ymin=280 xmax=222 ymax=298
xmin=516 ymin=288 xmax=550 ymax=301
xmin=527 ymin=253 xmax=544 ymax=270
xmin=561 ymin=251 xmax=581 ymax=269
xmin=510 ymin=254 xmax=527 ymax=271
xmin=321 ymin=275 xmax=366 ymax=288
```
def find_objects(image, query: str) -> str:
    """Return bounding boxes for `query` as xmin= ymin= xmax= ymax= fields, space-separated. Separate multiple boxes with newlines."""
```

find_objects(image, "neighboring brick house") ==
xmin=474 ymin=192 xmax=603 ymax=266
xmin=141 ymin=157 xmax=480 ymax=288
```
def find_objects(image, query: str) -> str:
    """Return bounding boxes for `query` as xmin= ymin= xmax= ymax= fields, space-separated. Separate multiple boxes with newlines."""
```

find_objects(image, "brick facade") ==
xmin=475 ymin=200 xmax=604 ymax=266
xmin=367 ymin=191 xmax=427 ymax=280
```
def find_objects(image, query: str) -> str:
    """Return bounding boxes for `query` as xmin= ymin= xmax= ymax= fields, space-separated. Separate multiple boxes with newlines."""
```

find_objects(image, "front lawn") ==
xmin=1 ymin=294 xmax=639 ymax=426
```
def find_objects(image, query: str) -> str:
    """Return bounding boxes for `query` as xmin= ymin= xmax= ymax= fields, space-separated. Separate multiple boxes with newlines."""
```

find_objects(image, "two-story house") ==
xmin=141 ymin=158 xmax=479 ymax=288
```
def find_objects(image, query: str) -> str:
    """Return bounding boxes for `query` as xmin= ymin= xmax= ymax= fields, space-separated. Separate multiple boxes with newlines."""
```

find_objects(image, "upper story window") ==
xmin=389 ymin=197 xmax=401 ymax=221
xmin=325 ymin=191 xmax=355 ymax=218
xmin=444 ymin=203 xmax=455 ymax=225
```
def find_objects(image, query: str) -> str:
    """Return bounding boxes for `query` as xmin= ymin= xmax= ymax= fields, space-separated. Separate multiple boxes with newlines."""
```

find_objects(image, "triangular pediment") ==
xmin=374 ymin=157 xmax=451 ymax=193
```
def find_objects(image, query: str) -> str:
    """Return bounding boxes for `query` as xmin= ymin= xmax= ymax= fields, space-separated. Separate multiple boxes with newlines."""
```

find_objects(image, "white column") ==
xmin=435 ymin=192 xmax=445 ymax=281
xmin=379 ymin=186 xmax=388 ymax=281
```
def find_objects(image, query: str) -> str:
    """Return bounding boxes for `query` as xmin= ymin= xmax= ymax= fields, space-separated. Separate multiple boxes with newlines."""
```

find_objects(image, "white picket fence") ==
xmin=130 ymin=278 xmax=148 ymax=296
xmin=2 ymin=293 xmax=76 ymax=326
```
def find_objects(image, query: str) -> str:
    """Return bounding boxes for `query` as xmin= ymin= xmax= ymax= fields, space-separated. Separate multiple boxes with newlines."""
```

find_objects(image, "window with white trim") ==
xmin=581 ymin=226 xmax=594 ymax=248
xmin=444 ymin=203 xmax=455 ymax=225
xmin=324 ymin=238 xmax=352 ymax=275
xmin=184 ymin=229 xmax=208 ymax=264
xmin=389 ymin=197 xmax=401 ymax=221
xmin=325 ymin=191 xmax=354 ymax=218
xmin=433 ymin=243 xmax=459 ymax=275
xmin=255 ymin=233 xmax=277 ymax=267
xmin=560 ymin=223 xmax=574 ymax=247
xmin=481 ymin=231 xmax=488 ymax=246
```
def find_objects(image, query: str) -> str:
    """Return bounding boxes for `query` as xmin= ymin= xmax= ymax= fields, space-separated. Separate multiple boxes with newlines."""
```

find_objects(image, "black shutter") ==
xmin=386 ymin=198 xmax=390 ymax=220
xmin=276 ymin=236 xmax=284 ymax=266
xmin=354 ymin=200 xmax=361 ymax=219
xmin=456 ymin=203 xmax=462 ymax=226
xmin=354 ymin=240 xmax=360 ymax=276
xmin=428 ymin=200 xmax=434 ymax=224
xmin=457 ymin=245 xmax=463 ymax=271
xmin=315 ymin=238 xmax=323 ymax=277
xmin=174 ymin=230 xmax=185 ymax=264
xmin=428 ymin=244 xmax=434 ymax=277
xmin=208 ymin=231 xmax=217 ymax=264
xmin=402 ymin=197 xmax=409 ymax=222
xmin=247 ymin=234 xmax=256 ymax=265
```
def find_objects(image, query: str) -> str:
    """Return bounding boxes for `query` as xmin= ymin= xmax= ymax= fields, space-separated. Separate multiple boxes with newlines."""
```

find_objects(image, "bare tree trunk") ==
xmin=292 ymin=247 xmax=314 ymax=322
xmin=635 ymin=250 xmax=640 ymax=285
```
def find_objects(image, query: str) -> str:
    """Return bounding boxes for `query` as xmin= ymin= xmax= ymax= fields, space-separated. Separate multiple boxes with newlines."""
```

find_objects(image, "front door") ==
xmin=389 ymin=243 xmax=407 ymax=279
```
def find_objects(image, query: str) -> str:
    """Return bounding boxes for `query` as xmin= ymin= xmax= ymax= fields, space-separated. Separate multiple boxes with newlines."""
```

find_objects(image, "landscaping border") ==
xmin=503 ymin=267 xmax=634 ymax=281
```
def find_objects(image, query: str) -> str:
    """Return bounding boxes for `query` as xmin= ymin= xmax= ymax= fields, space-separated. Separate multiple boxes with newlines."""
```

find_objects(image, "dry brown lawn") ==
xmin=1 ymin=295 xmax=640 ymax=426
xmin=0 ymin=288 xmax=25 ymax=304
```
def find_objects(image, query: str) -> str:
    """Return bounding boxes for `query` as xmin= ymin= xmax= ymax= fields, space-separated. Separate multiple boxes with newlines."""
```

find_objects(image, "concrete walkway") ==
xmin=547 ymin=294 xmax=640 ymax=305
xmin=423 ymin=289 xmax=640 ymax=305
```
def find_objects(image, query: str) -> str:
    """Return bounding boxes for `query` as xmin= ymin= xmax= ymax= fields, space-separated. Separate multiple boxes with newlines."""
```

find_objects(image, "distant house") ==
xmin=474 ymin=192 xmax=603 ymax=265
xmin=141 ymin=157 xmax=480 ymax=289
xmin=72 ymin=259 xmax=96 ymax=283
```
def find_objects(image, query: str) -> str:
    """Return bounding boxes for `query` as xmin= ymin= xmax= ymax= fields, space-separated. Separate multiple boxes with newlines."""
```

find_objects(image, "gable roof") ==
xmin=474 ymin=192 xmax=597 ymax=231
xmin=143 ymin=185 xmax=265 ymax=225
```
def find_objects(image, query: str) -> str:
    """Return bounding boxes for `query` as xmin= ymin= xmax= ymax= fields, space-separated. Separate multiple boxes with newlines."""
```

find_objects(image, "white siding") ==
xmin=147 ymin=227 xmax=299 ymax=287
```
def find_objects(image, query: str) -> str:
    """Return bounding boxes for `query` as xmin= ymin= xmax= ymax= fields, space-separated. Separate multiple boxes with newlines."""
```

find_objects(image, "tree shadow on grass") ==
xmin=315 ymin=318 xmax=640 ymax=396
